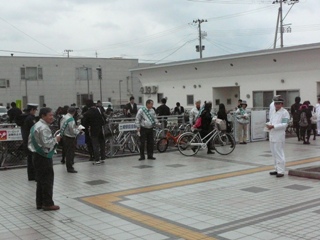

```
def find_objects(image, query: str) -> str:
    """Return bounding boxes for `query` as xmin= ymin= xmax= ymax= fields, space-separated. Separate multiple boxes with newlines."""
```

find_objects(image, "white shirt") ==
xmin=189 ymin=107 xmax=200 ymax=124
xmin=315 ymin=103 xmax=320 ymax=118
xmin=269 ymin=101 xmax=275 ymax=121
xmin=269 ymin=107 xmax=290 ymax=142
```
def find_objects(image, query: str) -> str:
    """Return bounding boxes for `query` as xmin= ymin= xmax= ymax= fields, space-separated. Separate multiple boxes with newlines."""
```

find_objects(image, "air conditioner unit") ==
xmin=140 ymin=87 xmax=144 ymax=94
xmin=152 ymin=86 xmax=158 ymax=93
xmin=145 ymin=86 xmax=152 ymax=94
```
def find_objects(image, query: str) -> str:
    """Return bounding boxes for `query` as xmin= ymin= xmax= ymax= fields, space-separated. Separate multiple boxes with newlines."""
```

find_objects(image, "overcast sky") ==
xmin=0 ymin=0 xmax=319 ymax=63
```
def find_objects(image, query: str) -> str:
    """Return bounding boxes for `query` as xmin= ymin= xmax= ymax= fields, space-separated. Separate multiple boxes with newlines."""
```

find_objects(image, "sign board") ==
xmin=118 ymin=123 xmax=136 ymax=132
xmin=250 ymin=110 xmax=267 ymax=141
xmin=0 ymin=128 xmax=22 ymax=141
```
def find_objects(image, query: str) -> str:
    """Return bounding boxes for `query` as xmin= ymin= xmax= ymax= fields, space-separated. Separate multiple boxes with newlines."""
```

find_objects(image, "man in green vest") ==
xmin=28 ymin=108 xmax=61 ymax=211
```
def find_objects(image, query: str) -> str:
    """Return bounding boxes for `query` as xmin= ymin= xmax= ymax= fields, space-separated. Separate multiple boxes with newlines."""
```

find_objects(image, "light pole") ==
xmin=83 ymin=66 xmax=90 ymax=99
xmin=119 ymin=80 xmax=123 ymax=108
xmin=96 ymin=67 xmax=102 ymax=101
xmin=193 ymin=19 xmax=207 ymax=58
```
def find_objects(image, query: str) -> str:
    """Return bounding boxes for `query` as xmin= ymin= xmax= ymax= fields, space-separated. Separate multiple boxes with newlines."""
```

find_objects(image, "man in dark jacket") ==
xmin=82 ymin=100 xmax=105 ymax=164
xmin=125 ymin=96 xmax=138 ymax=117
xmin=8 ymin=102 xmax=22 ymax=123
xmin=156 ymin=98 xmax=171 ymax=127
xmin=21 ymin=103 xmax=38 ymax=181
xmin=290 ymin=96 xmax=302 ymax=141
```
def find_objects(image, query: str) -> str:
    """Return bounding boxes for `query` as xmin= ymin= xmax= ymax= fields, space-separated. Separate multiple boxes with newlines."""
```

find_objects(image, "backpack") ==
xmin=299 ymin=112 xmax=308 ymax=127
xmin=15 ymin=113 xmax=28 ymax=127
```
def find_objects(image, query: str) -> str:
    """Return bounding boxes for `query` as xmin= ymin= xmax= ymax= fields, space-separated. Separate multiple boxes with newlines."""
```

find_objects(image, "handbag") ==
xmin=193 ymin=117 xmax=202 ymax=128
xmin=311 ymin=111 xmax=317 ymax=124
xmin=215 ymin=118 xmax=227 ymax=131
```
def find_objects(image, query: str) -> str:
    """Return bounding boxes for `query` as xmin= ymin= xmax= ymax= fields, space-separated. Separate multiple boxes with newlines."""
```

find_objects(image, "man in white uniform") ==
xmin=267 ymin=96 xmax=290 ymax=178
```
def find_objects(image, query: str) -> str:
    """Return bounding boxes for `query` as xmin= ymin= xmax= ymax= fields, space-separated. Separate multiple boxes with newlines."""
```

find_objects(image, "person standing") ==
xmin=28 ymin=107 xmax=61 ymax=210
xmin=299 ymin=101 xmax=312 ymax=144
xmin=60 ymin=107 xmax=80 ymax=173
xmin=125 ymin=96 xmax=138 ymax=117
xmin=82 ymin=100 xmax=106 ymax=164
xmin=315 ymin=97 xmax=320 ymax=135
xmin=199 ymin=102 xmax=214 ymax=154
xmin=156 ymin=98 xmax=171 ymax=127
xmin=189 ymin=100 xmax=201 ymax=125
xmin=135 ymin=99 xmax=159 ymax=161
xmin=174 ymin=102 xmax=185 ymax=124
xmin=290 ymin=96 xmax=302 ymax=141
xmin=267 ymin=96 xmax=290 ymax=178
xmin=7 ymin=102 xmax=22 ymax=123
xmin=20 ymin=103 xmax=38 ymax=181
xmin=236 ymin=100 xmax=249 ymax=144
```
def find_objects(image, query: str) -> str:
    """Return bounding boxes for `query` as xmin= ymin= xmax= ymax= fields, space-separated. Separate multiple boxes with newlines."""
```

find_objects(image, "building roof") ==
xmin=131 ymin=42 xmax=320 ymax=71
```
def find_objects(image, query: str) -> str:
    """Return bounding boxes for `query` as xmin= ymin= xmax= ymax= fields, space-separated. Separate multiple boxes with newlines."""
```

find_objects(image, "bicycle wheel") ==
xmin=126 ymin=134 xmax=137 ymax=153
xmin=213 ymin=132 xmax=235 ymax=155
xmin=157 ymin=137 xmax=169 ymax=153
xmin=177 ymin=132 xmax=201 ymax=156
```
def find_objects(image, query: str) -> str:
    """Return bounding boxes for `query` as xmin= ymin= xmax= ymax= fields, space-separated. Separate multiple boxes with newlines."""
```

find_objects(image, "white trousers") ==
xmin=270 ymin=141 xmax=285 ymax=174
xmin=317 ymin=120 xmax=320 ymax=134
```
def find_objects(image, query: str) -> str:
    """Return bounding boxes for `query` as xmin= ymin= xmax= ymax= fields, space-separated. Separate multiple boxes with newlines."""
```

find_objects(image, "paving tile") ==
xmin=284 ymin=184 xmax=313 ymax=191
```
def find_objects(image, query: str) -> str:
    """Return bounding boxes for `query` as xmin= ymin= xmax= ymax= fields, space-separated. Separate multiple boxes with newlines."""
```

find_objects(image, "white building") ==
xmin=0 ymin=56 xmax=148 ymax=109
xmin=131 ymin=42 xmax=320 ymax=111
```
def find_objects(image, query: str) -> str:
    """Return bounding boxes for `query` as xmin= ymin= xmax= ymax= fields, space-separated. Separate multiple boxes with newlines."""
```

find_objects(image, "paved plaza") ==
xmin=1 ymin=137 xmax=320 ymax=240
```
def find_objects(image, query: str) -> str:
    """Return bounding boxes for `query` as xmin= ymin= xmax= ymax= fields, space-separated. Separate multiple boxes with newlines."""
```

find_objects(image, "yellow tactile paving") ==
xmin=82 ymin=156 xmax=320 ymax=240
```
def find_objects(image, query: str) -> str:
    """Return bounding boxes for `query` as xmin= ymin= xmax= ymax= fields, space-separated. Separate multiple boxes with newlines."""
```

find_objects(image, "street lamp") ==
xmin=119 ymin=80 xmax=123 ymax=108
xmin=96 ymin=67 xmax=102 ymax=101
xmin=83 ymin=66 xmax=90 ymax=99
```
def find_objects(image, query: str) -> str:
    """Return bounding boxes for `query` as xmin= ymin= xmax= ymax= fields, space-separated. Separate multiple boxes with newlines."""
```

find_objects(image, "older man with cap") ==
xmin=267 ymin=96 xmax=290 ymax=178
xmin=236 ymin=100 xmax=249 ymax=144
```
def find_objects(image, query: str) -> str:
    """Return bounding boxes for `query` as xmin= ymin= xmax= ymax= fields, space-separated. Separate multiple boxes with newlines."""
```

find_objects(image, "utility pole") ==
xmin=193 ymin=19 xmax=207 ymax=58
xmin=273 ymin=0 xmax=299 ymax=49
xmin=64 ymin=49 xmax=73 ymax=58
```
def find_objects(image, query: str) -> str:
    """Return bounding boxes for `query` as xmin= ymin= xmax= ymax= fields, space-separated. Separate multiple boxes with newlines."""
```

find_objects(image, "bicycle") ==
xmin=105 ymin=131 xmax=140 ymax=157
xmin=156 ymin=123 xmax=191 ymax=152
xmin=177 ymin=128 xmax=236 ymax=156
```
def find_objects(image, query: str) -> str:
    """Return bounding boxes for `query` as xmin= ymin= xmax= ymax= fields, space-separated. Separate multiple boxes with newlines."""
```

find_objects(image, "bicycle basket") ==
xmin=215 ymin=118 xmax=227 ymax=131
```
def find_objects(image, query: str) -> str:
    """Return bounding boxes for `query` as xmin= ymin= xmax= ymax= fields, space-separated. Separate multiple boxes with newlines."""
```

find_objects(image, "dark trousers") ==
xmin=32 ymin=153 xmax=54 ymax=207
xmin=200 ymin=129 xmax=212 ymax=152
xmin=85 ymin=133 xmax=94 ymax=158
xmin=140 ymin=127 xmax=154 ymax=158
xmin=293 ymin=121 xmax=300 ymax=140
xmin=63 ymin=136 xmax=76 ymax=171
xmin=24 ymin=142 xmax=35 ymax=180
xmin=91 ymin=131 xmax=106 ymax=161
xmin=300 ymin=126 xmax=311 ymax=143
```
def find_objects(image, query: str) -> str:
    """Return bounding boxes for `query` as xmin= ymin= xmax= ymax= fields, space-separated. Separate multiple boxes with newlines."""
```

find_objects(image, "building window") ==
xmin=227 ymin=98 xmax=231 ymax=105
xmin=187 ymin=95 xmax=194 ymax=105
xmin=76 ymin=67 xmax=92 ymax=80
xmin=0 ymin=79 xmax=9 ymax=88
xmin=20 ymin=68 xmax=25 ymax=80
xmin=276 ymin=90 xmax=299 ymax=108
xmin=108 ymin=97 xmax=112 ymax=102
xmin=215 ymin=99 xmax=220 ymax=106
xmin=20 ymin=67 xmax=43 ymax=80
xmin=38 ymin=67 xmax=43 ymax=80
xmin=157 ymin=93 xmax=164 ymax=103
xmin=39 ymin=96 xmax=45 ymax=107
xmin=138 ymin=96 xmax=142 ymax=104
xmin=253 ymin=91 xmax=274 ymax=108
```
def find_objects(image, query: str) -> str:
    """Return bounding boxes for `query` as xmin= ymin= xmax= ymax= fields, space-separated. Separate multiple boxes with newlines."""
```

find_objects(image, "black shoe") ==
xmin=207 ymin=151 xmax=215 ymax=154
xmin=139 ymin=157 xmax=145 ymax=161
xmin=147 ymin=157 xmax=156 ymax=160
xmin=239 ymin=142 xmax=244 ymax=144
xmin=243 ymin=142 xmax=247 ymax=144
xmin=269 ymin=171 xmax=278 ymax=175
xmin=61 ymin=159 xmax=65 ymax=164
xmin=276 ymin=173 xmax=284 ymax=178
xmin=36 ymin=206 xmax=42 ymax=210
xmin=67 ymin=170 xmax=78 ymax=173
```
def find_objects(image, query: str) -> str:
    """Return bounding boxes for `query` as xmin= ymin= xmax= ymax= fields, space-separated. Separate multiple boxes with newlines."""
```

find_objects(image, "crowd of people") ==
xmin=6 ymin=94 xmax=319 ymax=210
